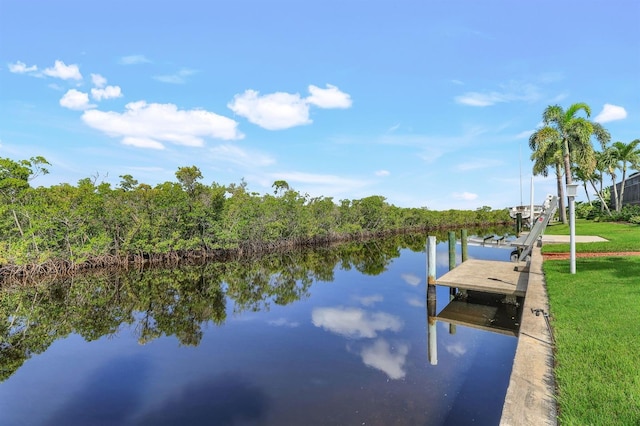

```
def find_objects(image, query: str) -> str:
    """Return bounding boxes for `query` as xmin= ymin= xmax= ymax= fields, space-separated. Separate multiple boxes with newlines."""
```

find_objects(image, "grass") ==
xmin=543 ymin=219 xmax=640 ymax=253
xmin=542 ymin=221 xmax=640 ymax=425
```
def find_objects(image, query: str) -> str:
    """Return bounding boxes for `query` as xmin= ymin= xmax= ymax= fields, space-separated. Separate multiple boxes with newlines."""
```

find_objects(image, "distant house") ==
xmin=610 ymin=171 xmax=640 ymax=208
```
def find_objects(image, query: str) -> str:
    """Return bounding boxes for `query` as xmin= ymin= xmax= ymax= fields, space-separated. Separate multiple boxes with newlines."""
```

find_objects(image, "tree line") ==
xmin=0 ymin=157 xmax=510 ymax=277
xmin=528 ymin=102 xmax=640 ymax=223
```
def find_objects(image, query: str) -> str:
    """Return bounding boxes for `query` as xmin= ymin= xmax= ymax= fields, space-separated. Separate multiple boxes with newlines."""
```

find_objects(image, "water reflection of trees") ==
xmin=0 ymin=226 xmax=512 ymax=382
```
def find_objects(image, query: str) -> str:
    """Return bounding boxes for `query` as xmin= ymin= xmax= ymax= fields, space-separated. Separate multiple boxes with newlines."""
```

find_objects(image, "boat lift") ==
xmin=466 ymin=195 xmax=559 ymax=262
xmin=509 ymin=195 xmax=558 ymax=262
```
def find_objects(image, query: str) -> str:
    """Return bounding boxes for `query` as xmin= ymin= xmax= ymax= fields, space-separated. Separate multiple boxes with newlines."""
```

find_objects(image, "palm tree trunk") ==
xmin=610 ymin=171 xmax=619 ymax=212
xmin=589 ymin=180 xmax=612 ymax=216
xmin=562 ymin=146 xmax=574 ymax=224
xmin=555 ymin=164 xmax=567 ymax=224
xmin=583 ymin=181 xmax=591 ymax=204
xmin=599 ymin=176 xmax=604 ymax=212
xmin=618 ymin=168 xmax=627 ymax=211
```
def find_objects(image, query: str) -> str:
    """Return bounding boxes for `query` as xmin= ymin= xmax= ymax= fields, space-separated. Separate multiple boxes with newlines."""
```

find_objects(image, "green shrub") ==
xmin=592 ymin=204 xmax=640 ymax=223
xmin=575 ymin=202 xmax=595 ymax=219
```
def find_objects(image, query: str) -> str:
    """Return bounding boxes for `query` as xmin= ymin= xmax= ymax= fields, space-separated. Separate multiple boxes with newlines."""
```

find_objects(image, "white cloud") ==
xmin=122 ymin=137 xmax=165 ymax=150
xmin=452 ymin=191 xmax=478 ymax=201
xmin=43 ymin=60 xmax=82 ymax=80
xmin=360 ymin=339 xmax=409 ymax=380
xmin=594 ymin=104 xmax=627 ymax=123
xmin=153 ymin=68 xmax=197 ymax=84
xmin=455 ymin=81 xmax=541 ymax=107
xmin=228 ymin=89 xmax=311 ymax=130
xmin=209 ymin=144 xmax=275 ymax=167
xmin=81 ymin=101 xmax=243 ymax=149
xmin=455 ymin=92 xmax=502 ymax=107
xmin=312 ymin=307 xmax=403 ymax=338
xmin=228 ymin=84 xmax=352 ymax=130
xmin=59 ymin=89 xmax=95 ymax=110
xmin=306 ymin=84 xmax=352 ymax=108
xmin=8 ymin=61 xmax=37 ymax=74
xmin=119 ymin=55 xmax=151 ymax=65
xmin=375 ymin=170 xmax=390 ymax=177
xmin=91 ymin=85 xmax=123 ymax=101
xmin=401 ymin=273 xmax=421 ymax=286
xmin=89 ymin=74 xmax=122 ymax=100
xmin=91 ymin=73 xmax=107 ymax=88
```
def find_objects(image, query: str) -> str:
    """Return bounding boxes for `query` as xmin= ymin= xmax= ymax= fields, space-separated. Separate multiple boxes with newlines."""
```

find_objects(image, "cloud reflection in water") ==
xmin=312 ymin=306 xmax=410 ymax=380
xmin=352 ymin=294 xmax=383 ymax=306
xmin=267 ymin=318 xmax=300 ymax=327
xmin=444 ymin=341 xmax=468 ymax=357
xmin=312 ymin=307 xmax=403 ymax=339
xmin=360 ymin=339 xmax=410 ymax=380
xmin=401 ymin=273 xmax=421 ymax=286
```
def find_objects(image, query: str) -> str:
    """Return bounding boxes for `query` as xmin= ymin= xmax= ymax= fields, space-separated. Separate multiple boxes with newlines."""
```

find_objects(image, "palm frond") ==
xmin=565 ymin=102 xmax=591 ymax=120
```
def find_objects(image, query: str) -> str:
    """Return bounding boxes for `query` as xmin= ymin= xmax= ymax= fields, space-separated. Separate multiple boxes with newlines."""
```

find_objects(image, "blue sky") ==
xmin=1 ymin=0 xmax=638 ymax=210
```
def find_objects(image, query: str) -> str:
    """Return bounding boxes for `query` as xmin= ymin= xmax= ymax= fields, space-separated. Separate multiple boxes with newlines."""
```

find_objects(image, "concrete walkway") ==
xmin=541 ymin=234 xmax=608 ymax=243
xmin=500 ymin=244 xmax=557 ymax=425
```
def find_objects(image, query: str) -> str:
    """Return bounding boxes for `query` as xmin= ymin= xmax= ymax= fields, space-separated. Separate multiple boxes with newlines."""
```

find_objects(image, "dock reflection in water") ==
xmin=437 ymin=291 xmax=523 ymax=337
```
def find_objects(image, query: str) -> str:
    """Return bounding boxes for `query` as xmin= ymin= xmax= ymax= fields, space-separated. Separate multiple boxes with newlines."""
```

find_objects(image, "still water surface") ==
xmin=0 ymin=233 xmax=518 ymax=425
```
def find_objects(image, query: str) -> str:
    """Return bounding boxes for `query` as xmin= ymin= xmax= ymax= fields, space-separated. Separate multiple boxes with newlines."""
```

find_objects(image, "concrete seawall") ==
xmin=500 ymin=244 xmax=557 ymax=425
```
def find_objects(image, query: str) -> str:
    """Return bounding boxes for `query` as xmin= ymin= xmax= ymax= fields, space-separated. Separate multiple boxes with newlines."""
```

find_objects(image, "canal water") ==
xmin=0 ymin=233 xmax=519 ymax=425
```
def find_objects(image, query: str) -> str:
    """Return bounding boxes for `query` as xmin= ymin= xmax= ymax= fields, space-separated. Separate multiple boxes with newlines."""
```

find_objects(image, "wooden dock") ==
xmin=436 ymin=259 xmax=528 ymax=297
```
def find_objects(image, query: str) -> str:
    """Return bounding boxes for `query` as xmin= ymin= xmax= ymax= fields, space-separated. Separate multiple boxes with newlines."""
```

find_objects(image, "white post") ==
xmin=427 ymin=236 xmax=438 ymax=365
xmin=567 ymin=184 xmax=578 ymax=274
xmin=530 ymin=176 xmax=535 ymax=228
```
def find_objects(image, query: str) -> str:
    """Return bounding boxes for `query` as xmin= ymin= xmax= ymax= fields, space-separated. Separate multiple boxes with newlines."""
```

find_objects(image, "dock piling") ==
xmin=426 ymin=236 xmax=438 ymax=365
xmin=448 ymin=231 xmax=458 ymax=334
xmin=448 ymin=231 xmax=456 ymax=271
xmin=461 ymin=229 xmax=468 ymax=262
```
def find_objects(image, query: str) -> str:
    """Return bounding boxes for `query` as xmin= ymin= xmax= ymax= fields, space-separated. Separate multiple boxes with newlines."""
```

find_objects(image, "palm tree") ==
xmin=529 ymin=127 xmax=567 ymax=223
xmin=599 ymin=145 xmax=620 ymax=212
xmin=592 ymin=149 xmax=615 ymax=215
xmin=611 ymin=139 xmax=640 ymax=211
xmin=573 ymin=167 xmax=592 ymax=204
xmin=530 ymin=103 xmax=610 ymax=223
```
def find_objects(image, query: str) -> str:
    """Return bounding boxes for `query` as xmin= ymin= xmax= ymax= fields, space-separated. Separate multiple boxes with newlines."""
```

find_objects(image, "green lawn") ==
xmin=542 ymin=221 xmax=640 ymax=425
xmin=543 ymin=219 xmax=640 ymax=253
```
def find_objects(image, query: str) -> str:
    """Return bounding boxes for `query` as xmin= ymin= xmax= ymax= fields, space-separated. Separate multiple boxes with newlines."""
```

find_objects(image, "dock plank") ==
xmin=436 ymin=259 xmax=528 ymax=297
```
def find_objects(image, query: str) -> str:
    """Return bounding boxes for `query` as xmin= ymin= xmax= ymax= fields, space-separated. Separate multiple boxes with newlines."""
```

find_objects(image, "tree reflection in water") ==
xmin=0 ymin=225 xmax=512 ymax=383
